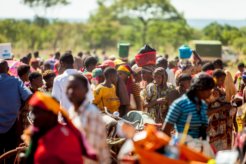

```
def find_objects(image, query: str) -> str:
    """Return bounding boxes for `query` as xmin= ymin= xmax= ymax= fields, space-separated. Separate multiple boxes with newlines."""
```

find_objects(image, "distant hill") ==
xmin=187 ymin=19 xmax=246 ymax=29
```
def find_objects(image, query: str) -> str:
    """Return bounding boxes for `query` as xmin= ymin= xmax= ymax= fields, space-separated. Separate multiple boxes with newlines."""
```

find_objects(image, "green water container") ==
xmin=118 ymin=43 xmax=130 ymax=58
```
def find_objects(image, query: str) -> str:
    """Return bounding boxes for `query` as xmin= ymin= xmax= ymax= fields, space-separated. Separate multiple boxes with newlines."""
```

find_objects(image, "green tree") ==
xmin=22 ymin=0 xmax=69 ymax=8
xmin=203 ymin=22 xmax=242 ymax=45
xmin=114 ymin=0 xmax=184 ymax=45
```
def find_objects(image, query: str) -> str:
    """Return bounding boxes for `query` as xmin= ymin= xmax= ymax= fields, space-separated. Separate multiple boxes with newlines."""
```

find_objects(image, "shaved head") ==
xmin=0 ymin=59 xmax=9 ymax=73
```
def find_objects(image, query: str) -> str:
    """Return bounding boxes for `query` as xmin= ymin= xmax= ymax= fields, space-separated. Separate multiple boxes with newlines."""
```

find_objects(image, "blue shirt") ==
xmin=165 ymin=94 xmax=208 ymax=138
xmin=0 ymin=73 xmax=32 ymax=133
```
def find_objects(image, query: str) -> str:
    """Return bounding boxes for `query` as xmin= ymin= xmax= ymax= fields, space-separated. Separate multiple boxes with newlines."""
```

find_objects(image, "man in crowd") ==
xmin=0 ymin=59 xmax=32 ymax=163
xmin=52 ymin=53 xmax=93 ymax=110
xmin=67 ymin=74 xmax=110 ymax=164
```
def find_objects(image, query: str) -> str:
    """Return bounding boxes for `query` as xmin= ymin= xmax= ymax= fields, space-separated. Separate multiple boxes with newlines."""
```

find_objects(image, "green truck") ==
xmin=190 ymin=40 xmax=238 ymax=62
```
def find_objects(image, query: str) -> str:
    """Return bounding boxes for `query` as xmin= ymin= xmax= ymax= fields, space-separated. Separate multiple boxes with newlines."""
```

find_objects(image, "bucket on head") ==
xmin=179 ymin=45 xmax=192 ymax=59
xmin=118 ymin=43 xmax=130 ymax=58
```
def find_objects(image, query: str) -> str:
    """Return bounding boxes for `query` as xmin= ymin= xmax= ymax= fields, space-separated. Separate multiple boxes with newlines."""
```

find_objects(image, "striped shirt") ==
xmin=165 ymin=94 xmax=208 ymax=138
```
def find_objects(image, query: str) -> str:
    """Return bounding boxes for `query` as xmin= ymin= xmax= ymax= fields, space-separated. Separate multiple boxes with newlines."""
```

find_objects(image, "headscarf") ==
xmin=117 ymin=65 xmax=132 ymax=76
xmin=99 ymin=60 xmax=115 ymax=68
xmin=142 ymin=65 xmax=156 ymax=73
xmin=28 ymin=91 xmax=68 ymax=118
xmin=25 ymin=92 xmax=97 ymax=162
xmin=135 ymin=44 xmax=156 ymax=67
xmin=114 ymin=59 xmax=125 ymax=66
xmin=117 ymin=65 xmax=134 ymax=95
xmin=92 ymin=68 xmax=103 ymax=78
xmin=131 ymin=64 xmax=142 ymax=74
xmin=153 ymin=67 xmax=168 ymax=86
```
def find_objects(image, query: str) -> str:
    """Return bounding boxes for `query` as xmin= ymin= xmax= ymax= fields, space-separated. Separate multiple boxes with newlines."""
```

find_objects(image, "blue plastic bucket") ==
xmin=179 ymin=45 xmax=192 ymax=59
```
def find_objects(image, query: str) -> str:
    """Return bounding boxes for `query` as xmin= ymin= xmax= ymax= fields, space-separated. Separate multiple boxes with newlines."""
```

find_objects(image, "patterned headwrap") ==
xmin=117 ymin=65 xmax=132 ymax=76
xmin=26 ymin=92 xmax=97 ymax=161
xmin=153 ymin=67 xmax=167 ymax=77
xmin=142 ymin=65 xmax=156 ymax=73
xmin=29 ymin=91 xmax=69 ymax=119
xmin=131 ymin=64 xmax=142 ymax=74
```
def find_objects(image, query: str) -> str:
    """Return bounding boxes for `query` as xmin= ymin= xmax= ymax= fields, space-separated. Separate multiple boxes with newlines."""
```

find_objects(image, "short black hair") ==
xmin=84 ymin=56 xmax=97 ymax=68
xmin=238 ymin=63 xmax=245 ymax=68
xmin=69 ymin=73 xmax=88 ymax=90
xmin=213 ymin=69 xmax=226 ymax=78
xmin=60 ymin=53 xmax=74 ymax=65
xmin=213 ymin=59 xmax=223 ymax=68
xmin=17 ymin=65 xmax=30 ymax=77
xmin=77 ymin=52 xmax=83 ymax=57
xmin=20 ymin=56 xmax=29 ymax=65
xmin=176 ymin=74 xmax=192 ymax=86
xmin=34 ymin=51 xmax=39 ymax=58
xmin=43 ymin=70 xmax=56 ymax=81
xmin=104 ymin=67 xmax=117 ymax=79
xmin=156 ymin=57 xmax=168 ymax=69
xmin=55 ymin=51 xmax=60 ymax=59
xmin=29 ymin=72 xmax=42 ymax=82
xmin=202 ymin=62 xmax=214 ymax=72
xmin=26 ymin=53 xmax=32 ymax=59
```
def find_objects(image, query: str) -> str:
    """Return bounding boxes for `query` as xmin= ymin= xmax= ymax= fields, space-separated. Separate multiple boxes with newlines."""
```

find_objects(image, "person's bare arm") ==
xmin=162 ymin=122 xmax=174 ymax=137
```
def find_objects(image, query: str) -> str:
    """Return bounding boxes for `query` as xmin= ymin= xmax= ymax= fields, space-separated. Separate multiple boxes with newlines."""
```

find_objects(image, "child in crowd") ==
xmin=176 ymin=73 xmax=192 ymax=97
xmin=17 ymin=64 xmax=30 ymax=84
xmin=83 ymin=56 xmax=98 ymax=73
xmin=91 ymin=68 xmax=104 ymax=91
xmin=234 ymin=63 xmax=245 ymax=85
xmin=42 ymin=70 xmax=56 ymax=94
xmin=93 ymin=67 xmax=120 ymax=113
xmin=28 ymin=72 xmax=43 ymax=93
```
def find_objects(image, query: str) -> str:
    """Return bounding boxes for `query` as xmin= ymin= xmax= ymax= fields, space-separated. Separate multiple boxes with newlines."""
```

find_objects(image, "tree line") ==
xmin=1 ymin=0 xmax=246 ymax=56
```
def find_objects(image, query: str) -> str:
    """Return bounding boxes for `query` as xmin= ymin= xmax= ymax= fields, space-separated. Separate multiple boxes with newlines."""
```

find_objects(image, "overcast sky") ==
xmin=0 ymin=0 xmax=246 ymax=20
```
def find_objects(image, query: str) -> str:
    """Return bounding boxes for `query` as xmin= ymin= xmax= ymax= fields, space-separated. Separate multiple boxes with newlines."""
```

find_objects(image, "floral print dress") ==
xmin=207 ymin=87 xmax=233 ymax=151
xmin=145 ymin=83 xmax=176 ymax=123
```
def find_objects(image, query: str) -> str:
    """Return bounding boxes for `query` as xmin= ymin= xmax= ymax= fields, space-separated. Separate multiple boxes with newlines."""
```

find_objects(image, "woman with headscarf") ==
xmin=117 ymin=65 xmax=143 ymax=111
xmin=22 ymin=92 xmax=97 ymax=164
xmin=163 ymin=73 xmax=215 ymax=139
xmin=139 ymin=65 xmax=155 ymax=112
xmin=144 ymin=67 xmax=178 ymax=123
xmin=206 ymin=69 xmax=232 ymax=151
xmin=131 ymin=64 xmax=142 ymax=83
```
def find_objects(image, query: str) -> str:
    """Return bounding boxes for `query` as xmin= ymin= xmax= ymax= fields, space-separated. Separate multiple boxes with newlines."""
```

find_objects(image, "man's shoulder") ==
xmin=1 ymin=75 xmax=22 ymax=85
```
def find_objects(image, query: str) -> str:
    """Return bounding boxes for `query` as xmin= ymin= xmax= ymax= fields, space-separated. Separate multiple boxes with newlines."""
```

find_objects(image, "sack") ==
xmin=135 ymin=52 xmax=156 ymax=67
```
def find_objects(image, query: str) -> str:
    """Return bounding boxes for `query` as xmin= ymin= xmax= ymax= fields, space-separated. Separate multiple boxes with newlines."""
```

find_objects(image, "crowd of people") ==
xmin=1 ymin=44 xmax=246 ymax=163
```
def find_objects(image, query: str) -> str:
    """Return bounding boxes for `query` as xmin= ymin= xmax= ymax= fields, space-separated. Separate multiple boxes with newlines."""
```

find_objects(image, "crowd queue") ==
xmin=1 ymin=44 xmax=246 ymax=163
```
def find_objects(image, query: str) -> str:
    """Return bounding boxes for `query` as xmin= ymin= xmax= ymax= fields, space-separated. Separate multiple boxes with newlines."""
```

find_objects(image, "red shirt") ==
xmin=34 ymin=124 xmax=83 ymax=164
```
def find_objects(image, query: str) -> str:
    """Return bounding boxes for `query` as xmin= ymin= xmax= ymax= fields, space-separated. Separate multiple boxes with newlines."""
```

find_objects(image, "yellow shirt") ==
xmin=93 ymin=84 xmax=120 ymax=113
